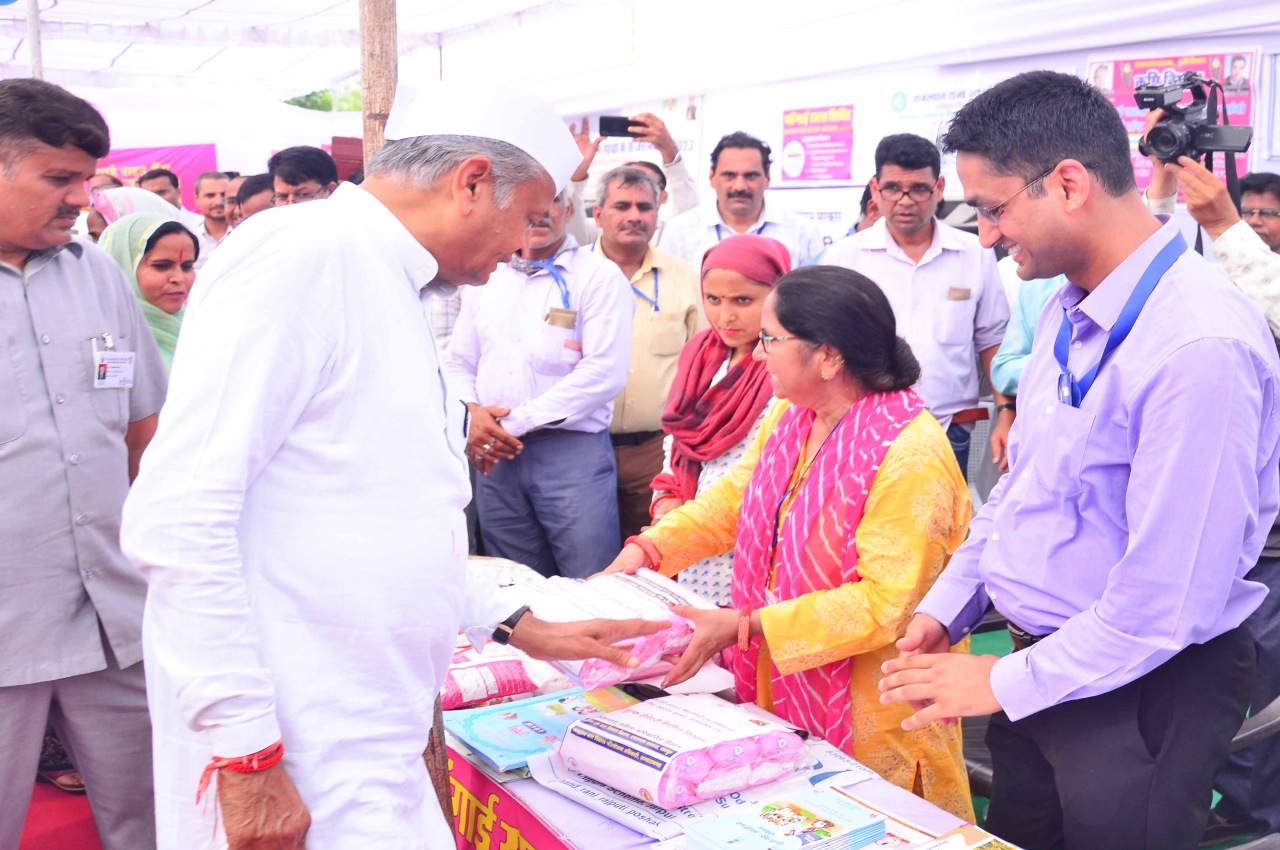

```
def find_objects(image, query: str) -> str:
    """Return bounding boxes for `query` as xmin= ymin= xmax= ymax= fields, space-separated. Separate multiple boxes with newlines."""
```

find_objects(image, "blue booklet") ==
xmin=685 ymin=786 xmax=886 ymax=850
xmin=443 ymin=687 xmax=639 ymax=772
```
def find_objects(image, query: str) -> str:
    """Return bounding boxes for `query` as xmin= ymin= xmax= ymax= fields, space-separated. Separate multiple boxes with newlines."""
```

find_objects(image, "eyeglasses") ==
xmin=876 ymin=182 xmax=937 ymax=203
xmin=272 ymin=189 xmax=322 ymax=205
xmin=1241 ymin=207 xmax=1280 ymax=221
xmin=975 ymin=168 xmax=1054 ymax=225
xmin=758 ymin=331 xmax=801 ymax=352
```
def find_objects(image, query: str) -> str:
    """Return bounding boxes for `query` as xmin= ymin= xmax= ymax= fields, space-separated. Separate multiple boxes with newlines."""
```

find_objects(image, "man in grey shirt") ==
xmin=0 ymin=79 xmax=166 ymax=850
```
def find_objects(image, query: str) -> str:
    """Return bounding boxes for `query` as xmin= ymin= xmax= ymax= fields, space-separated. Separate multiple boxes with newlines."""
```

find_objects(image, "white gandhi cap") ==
xmin=383 ymin=82 xmax=581 ymax=194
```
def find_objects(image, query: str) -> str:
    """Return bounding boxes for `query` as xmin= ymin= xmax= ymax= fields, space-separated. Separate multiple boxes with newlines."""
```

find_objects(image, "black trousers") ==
xmin=985 ymin=626 xmax=1255 ymax=850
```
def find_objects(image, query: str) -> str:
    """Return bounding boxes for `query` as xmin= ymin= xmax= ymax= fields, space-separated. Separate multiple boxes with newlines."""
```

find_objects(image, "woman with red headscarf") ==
xmin=648 ymin=234 xmax=790 ymax=605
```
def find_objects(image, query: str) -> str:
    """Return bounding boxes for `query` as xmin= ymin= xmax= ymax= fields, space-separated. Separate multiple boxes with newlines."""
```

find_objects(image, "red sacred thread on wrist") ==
xmin=738 ymin=606 xmax=754 ymax=653
xmin=195 ymin=740 xmax=285 ymax=805
xmin=624 ymin=535 xmax=662 ymax=570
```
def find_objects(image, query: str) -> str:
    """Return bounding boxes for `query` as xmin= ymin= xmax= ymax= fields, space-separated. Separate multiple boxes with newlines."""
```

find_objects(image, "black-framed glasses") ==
xmin=975 ymin=168 xmax=1054 ymax=225
xmin=1241 ymin=207 xmax=1280 ymax=220
xmin=758 ymin=331 xmax=800 ymax=353
xmin=876 ymin=182 xmax=938 ymax=203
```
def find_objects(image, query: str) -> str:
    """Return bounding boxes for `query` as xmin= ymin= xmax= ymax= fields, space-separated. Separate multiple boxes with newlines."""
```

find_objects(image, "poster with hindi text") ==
xmin=1087 ymin=51 xmax=1257 ymax=192
xmin=781 ymin=105 xmax=854 ymax=182
xmin=95 ymin=144 xmax=219 ymax=213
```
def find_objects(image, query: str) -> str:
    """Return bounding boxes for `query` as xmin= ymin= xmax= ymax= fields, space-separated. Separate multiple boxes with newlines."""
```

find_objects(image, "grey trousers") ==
xmin=0 ymin=651 xmax=155 ymax=850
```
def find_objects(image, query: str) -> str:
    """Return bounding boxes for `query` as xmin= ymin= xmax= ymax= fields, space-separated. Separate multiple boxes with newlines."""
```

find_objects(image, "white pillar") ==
xmin=26 ymin=0 xmax=43 ymax=80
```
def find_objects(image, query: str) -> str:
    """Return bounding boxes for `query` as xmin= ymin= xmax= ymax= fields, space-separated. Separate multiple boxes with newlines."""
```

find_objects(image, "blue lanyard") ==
xmin=590 ymin=240 xmax=659 ymax=312
xmin=1053 ymin=232 xmax=1186 ymax=408
xmin=715 ymin=221 xmax=769 ymax=241
xmin=529 ymin=259 xmax=570 ymax=310
xmin=633 ymin=268 xmax=659 ymax=312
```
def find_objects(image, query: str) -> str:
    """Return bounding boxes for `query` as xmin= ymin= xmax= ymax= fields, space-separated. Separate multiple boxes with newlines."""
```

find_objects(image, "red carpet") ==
xmin=20 ymin=782 xmax=101 ymax=850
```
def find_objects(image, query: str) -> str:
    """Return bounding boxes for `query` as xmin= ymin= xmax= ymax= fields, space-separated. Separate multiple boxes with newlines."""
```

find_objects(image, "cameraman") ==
xmin=1145 ymin=112 xmax=1280 ymax=845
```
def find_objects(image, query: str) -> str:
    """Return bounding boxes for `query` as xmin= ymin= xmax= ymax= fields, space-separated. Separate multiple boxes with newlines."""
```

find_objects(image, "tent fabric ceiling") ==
xmin=1 ymin=0 xmax=1278 ymax=107
xmin=0 ymin=0 xmax=550 ymax=97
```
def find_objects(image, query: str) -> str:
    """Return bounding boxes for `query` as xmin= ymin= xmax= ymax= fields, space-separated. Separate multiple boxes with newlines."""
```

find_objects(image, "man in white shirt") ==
xmin=446 ymin=188 xmax=633 ymax=578
xmin=663 ymin=131 xmax=826 ymax=268
xmin=822 ymin=133 xmax=1011 ymax=478
xmin=191 ymin=170 xmax=229 ymax=269
xmin=138 ymin=166 xmax=208 ymax=235
xmin=120 ymin=84 xmax=662 ymax=850
xmin=564 ymin=112 xmax=700 ymax=248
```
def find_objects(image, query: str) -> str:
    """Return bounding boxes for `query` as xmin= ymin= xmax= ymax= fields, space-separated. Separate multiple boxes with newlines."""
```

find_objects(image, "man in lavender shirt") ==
xmin=880 ymin=70 xmax=1280 ymax=850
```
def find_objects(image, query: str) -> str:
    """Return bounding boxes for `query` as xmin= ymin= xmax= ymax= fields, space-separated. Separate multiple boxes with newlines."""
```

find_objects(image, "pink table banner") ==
xmin=781 ymin=105 xmax=854 ymax=182
xmin=449 ymin=747 xmax=568 ymax=850
xmin=1088 ymin=51 xmax=1256 ymax=192
xmin=95 ymin=144 xmax=218 ymax=213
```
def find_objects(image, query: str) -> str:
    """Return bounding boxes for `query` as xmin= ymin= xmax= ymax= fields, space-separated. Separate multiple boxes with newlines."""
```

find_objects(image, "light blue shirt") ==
xmin=990 ymin=275 xmax=1066 ymax=396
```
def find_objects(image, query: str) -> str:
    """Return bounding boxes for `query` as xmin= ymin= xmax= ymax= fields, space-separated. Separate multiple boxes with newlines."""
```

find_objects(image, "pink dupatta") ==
xmin=730 ymin=389 xmax=924 ymax=751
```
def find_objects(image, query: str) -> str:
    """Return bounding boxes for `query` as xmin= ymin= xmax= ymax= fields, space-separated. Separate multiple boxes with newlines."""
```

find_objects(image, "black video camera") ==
xmin=1135 ymin=73 xmax=1252 ymax=163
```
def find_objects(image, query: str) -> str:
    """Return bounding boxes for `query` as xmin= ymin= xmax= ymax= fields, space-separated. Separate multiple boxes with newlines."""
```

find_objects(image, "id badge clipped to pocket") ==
xmin=545 ymin=307 xmax=582 ymax=366
xmin=92 ymin=334 xmax=135 ymax=389
xmin=545 ymin=307 xmax=578 ymax=330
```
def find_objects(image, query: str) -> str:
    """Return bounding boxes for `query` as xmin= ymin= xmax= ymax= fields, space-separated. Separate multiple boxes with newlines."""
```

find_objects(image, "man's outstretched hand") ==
xmin=508 ymin=613 xmax=667 ymax=668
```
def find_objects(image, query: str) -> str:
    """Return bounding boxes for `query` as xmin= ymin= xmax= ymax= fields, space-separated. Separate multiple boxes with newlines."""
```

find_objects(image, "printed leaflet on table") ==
xmin=443 ymin=686 xmax=639 ymax=772
xmin=684 ymin=785 xmax=887 ymax=850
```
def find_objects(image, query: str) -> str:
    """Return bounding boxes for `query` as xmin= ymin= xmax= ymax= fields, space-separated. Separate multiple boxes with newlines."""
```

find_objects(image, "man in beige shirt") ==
xmin=592 ymin=166 xmax=703 ymax=539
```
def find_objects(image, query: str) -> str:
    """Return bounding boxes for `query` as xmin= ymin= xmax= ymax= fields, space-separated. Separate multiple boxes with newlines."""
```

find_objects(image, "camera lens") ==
xmin=1146 ymin=123 xmax=1190 ymax=161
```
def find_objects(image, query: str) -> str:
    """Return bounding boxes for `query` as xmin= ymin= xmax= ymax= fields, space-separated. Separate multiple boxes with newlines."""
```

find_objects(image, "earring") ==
xmin=821 ymin=371 xmax=833 ymax=382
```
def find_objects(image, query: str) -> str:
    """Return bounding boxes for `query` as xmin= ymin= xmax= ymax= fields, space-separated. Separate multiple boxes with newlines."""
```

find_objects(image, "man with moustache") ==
xmin=446 ymin=184 xmax=633 ymax=578
xmin=663 ymin=131 xmax=825 ymax=268
xmin=589 ymin=166 xmax=702 ymax=539
xmin=0 ymin=78 xmax=167 ymax=850
xmin=821 ymin=133 xmax=1010 ymax=478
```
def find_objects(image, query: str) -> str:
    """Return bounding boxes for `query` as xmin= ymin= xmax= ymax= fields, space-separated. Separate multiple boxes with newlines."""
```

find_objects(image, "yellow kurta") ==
xmin=642 ymin=401 xmax=975 ymax=821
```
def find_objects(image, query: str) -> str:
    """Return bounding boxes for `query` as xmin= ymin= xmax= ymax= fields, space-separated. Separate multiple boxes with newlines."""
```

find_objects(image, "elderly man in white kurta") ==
xmin=121 ymin=85 xmax=663 ymax=850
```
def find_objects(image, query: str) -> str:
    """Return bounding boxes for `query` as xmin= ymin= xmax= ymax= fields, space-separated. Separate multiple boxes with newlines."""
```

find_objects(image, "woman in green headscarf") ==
xmin=99 ymin=212 xmax=199 ymax=370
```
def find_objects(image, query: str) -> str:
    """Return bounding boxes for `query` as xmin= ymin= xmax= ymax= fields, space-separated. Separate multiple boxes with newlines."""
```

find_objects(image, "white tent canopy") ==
xmin=3 ymin=0 xmax=1278 ymax=110
xmin=3 ymin=0 xmax=1278 ymax=217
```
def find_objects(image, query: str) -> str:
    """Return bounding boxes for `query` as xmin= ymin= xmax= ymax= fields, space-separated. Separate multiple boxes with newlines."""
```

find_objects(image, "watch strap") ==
xmin=492 ymin=605 xmax=530 ymax=645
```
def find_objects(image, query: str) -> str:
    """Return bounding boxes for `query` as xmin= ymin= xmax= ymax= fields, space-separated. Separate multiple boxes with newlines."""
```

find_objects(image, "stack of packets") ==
xmin=685 ymin=785 xmax=886 ymax=849
xmin=442 ymin=686 xmax=639 ymax=772
xmin=554 ymin=693 xmax=806 ymax=809
xmin=528 ymin=735 xmax=886 ymax=842
xmin=521 ymin=571 xmax=719 ymax=688
xmin=441 ymin=633 xmax=574 ymax=710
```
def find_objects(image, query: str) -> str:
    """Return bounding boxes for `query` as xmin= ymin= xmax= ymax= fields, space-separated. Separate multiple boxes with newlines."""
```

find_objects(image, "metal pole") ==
xmin=359 ymin=0 xmax=397 ymax=163
xmin=26 ymin=0 xmax=42 ymax=80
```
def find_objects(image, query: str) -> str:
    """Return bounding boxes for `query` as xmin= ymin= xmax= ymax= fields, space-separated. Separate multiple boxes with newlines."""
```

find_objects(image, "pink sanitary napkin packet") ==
xmin=557 ymin=693 xmax=806 ymax=808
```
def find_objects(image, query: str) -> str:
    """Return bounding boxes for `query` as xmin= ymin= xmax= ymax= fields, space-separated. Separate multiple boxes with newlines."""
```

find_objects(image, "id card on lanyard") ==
xmin=531 ymin=259 xmax=576 ymax=329
xmin=590 ymin=240 xmax=659 ymax=312
xmin=91 ymin=332 xmax=135 ymax=389
xmin=1054 ymin=232 xmax=1186 ymax=407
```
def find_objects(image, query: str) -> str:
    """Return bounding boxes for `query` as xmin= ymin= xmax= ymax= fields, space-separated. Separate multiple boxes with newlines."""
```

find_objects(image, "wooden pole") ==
xmin=26 ymin=0 xmax=42 ymax=80
xmin=359 ymin=0 xmax=397 ymax=164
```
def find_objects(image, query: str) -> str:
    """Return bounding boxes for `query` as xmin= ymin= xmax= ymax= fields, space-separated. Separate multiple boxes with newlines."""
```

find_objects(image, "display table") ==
xmin=447 ymin=741 xmax=970 ymax=850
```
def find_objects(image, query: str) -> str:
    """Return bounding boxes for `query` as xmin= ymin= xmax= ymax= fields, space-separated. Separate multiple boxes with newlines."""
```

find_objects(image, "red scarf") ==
xmin=651 ymin=328 xmax=774 ymax=503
